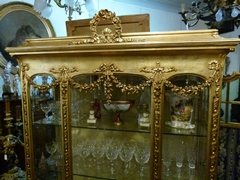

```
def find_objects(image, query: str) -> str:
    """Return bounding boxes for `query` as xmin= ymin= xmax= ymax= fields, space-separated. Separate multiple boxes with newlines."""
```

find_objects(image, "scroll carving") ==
xmin=68 ymin=9 xmax=145 ymax=44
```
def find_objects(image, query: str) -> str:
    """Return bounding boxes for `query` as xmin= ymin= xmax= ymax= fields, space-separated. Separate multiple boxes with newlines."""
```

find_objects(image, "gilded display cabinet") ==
xmin=6 ymin=10 xmax=240 ymax=180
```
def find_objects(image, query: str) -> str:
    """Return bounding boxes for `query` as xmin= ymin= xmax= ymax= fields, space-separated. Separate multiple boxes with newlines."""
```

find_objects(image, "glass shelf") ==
xmin=33 ymin=115 xmax=150 ymax=134
xmin=163 ymin=124 xmax=207 ymax=137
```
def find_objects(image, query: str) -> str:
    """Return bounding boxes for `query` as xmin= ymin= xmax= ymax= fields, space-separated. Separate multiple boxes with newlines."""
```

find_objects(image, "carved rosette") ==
xmin=21 ymin=60 xmax=221 ymax=180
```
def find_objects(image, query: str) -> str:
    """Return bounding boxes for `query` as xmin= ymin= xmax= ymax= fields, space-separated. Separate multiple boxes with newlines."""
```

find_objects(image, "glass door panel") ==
xmin=70 ymin=74 xmax=151 ymax=179
xmin=162 ymin=75 xmax=208 ymax=180
xmin=31 ymin=74 xmax=63 ymax=179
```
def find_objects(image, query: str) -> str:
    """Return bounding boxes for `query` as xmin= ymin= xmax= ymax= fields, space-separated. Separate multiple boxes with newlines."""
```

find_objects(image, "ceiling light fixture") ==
xmin=179 ymin=0 xmax=240 ymax=30
xmin=33 ymin=0 xmax=98 ymax=20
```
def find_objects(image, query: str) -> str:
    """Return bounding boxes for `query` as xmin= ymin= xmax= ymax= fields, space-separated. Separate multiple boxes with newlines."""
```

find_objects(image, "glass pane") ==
xmin=229 ymin=102 xmax=240 ymax=123
xmin=221 ymin=82 xmax=227 ymax=101
xmin=31 ymin=74 xmax=63 ymax=179
xmin=221 ymin=78 xmax=240 ymax=123
xmin=163 ymin=75 xmax=208 ymax=179
xmin=220 ymin=103 xmax=227 ymax=122
xmin=70 ymin=74 xmax=151 ymax=179
xmin=229 ymin=79 xmax=239 ymax=101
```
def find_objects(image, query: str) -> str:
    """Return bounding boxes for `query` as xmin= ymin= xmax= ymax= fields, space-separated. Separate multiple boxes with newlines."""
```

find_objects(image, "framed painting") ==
xmin=0 ymin=2 xmax=55 ymax=71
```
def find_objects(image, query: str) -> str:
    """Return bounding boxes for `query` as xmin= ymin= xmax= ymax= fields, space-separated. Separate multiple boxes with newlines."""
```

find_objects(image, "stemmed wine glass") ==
xmin=134 ymin=141 xmax=150 ymax=178
xmin=40 ymin=103 xmax=52 ymax=123
xmin=175 ymin=141 xmax=185 ymax=178
xmin=187 ymin=143 xmax=196 ymax=179
xmin=91 ymin=139 xmax=106 ymax=170
xmin=105 ymin=140 xmax=122 ymax=177
xmin=45 ymin=141 xmax=58 ymax=166
xmin=119 ymin=139 xmax=136 ymax=174
xmin=162 ymin=138 xmax=172 ymax=177
xmin=50 ymin=101 xmax=61 ymax=123
xmin=51 ymin=141 xmax=63 ymax=167
xmin=78 ymin=140 xmax=91 ymax=168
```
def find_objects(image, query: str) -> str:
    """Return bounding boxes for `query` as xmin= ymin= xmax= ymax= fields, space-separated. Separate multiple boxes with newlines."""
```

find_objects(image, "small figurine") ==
xmin=2 ymin=62 xmax=13 ymax=97
xmin=139 ymin=104 xmax=151 ymax=128
xmin=13 ymin=74 xmax=21 ymax=97
xmin=87 ymin=101 xmax=97 ymax=124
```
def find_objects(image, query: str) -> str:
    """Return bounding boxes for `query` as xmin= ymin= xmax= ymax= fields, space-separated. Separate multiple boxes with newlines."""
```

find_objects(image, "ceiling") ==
xmin=113 ymin=0 xmax=195 ymax=11
xmin=147 ymin=0 xmax=194 ymax=8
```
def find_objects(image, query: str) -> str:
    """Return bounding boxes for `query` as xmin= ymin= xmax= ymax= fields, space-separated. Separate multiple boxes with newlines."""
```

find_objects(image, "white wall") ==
xmin=0 ymin=0 xmax=189 ymax=37
xmin=1 ymin=0 xmax=240 ymax=121
xmin=1 ymin=0 xmax=239 ymax=72
xmin=0 ymin=0 xmax=239 ymax=72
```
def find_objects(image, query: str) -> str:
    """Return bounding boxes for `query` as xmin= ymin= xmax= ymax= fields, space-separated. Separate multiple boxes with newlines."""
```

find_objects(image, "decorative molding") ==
xmin=21 ymin=60 xmax=221 ymax=179
xmin=68 ymin=9 xmax=145 ymax=44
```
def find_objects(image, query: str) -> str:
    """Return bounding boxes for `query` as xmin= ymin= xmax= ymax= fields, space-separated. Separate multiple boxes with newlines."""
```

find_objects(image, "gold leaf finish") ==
xmin=6 ymin=27 xmax=240 ymax=180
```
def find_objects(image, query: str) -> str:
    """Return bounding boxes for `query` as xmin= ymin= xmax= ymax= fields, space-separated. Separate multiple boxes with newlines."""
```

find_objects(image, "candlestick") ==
xmin=181 ymin=3 xmax=185 ymax=13
xmin=5 ymin=99 xmax=10 ymax=114
xmin=16 ymin=105 xmax=21 ymax=120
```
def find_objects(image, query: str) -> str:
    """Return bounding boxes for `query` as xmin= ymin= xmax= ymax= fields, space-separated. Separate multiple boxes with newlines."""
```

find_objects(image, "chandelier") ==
xmin=179 ymin=0 xmax=240 ymax=30
xmin=33 ymin=0 xmax=97 ymax=20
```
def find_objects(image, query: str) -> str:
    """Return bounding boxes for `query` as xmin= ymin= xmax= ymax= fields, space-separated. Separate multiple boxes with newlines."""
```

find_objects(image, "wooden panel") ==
xmin=66 ymin=14 xmax=150 ymax=36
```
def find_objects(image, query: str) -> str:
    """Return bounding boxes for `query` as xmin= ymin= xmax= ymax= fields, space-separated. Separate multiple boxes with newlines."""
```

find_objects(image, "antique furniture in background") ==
xmin=6 ymin=10 xmax=240 ymax=180
xmin=0 ymin=98 xmax=25 ymax=178
xmin=218 ymin=72 xmax=240 ymax=180
xmin=66 ymin=13 xmax=150 ymax=36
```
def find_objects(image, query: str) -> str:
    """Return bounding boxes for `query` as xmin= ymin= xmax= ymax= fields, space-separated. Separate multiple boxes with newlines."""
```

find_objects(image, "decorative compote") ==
xmin=103 ymin=100 xmax=134 ymax=125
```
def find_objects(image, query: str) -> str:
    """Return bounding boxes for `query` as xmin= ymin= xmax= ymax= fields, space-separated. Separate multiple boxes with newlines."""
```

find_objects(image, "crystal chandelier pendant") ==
xmin=215 ymin=9 xmax=223 ymax=22
xmin=231 ymin=6 xmax=240 ymax=18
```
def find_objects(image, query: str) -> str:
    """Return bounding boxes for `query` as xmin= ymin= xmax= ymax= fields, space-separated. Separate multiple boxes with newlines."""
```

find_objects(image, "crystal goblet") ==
xmin=120 ymin=139 xmax=136 ymax=174
xmin=45 ymin=141 xmax=58 ymax=165
xmin=40 ymin=103 xmax=51 ymax=123
xmin=49 ymin=101 xmax=61 ymax=122
xmin=91 ymin=140 xmax=106 ymax=170
xmin=134 ymin=141 xmax=150 ymax=178
xmin=105 ymin=140 xmax=122 ymax=176
xmin=78 ymin=140 xmax=91 ymax=168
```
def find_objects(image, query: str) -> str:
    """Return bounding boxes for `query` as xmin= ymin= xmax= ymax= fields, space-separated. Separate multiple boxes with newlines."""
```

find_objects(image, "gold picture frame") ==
xmin=0 ymin=2 xmax=55 ymax=73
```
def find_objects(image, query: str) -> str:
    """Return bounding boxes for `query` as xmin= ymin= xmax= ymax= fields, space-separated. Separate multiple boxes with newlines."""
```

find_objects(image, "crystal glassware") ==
xmin=40 ymin=103 xmax=52 ymax=123
xmin=134 ymin=141 xmax=150 ymax=178
xmin=162 ymin=138 xmax=172 ymax=177
xmin=119 ymin=139 xmax=136 ymax=174
xmin=105 ymin=140 xmax=122 ymax=176
xmin=175 ymin=141 xmax=185 ymax=178
xmin=45 ymin=141 xmax=58 ymax=165
xmin=78 ymin=140 xmax=91 ymax=168
xmin=187 ymin=143 xmax=196 ymax=179
xmin=49 ymin=101 xmax=61 ymax=123
xmin=91 ymin=139 xmax=106 ymax=170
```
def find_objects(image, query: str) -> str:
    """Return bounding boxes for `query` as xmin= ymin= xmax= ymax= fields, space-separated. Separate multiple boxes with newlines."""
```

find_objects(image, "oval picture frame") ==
xmin=0 ymin=2 xmax=55 ymax=73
